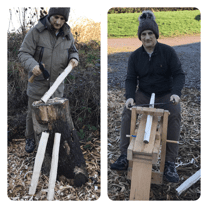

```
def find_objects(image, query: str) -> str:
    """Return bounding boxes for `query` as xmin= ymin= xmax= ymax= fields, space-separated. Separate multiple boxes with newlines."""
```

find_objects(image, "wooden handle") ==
xmin=28 ymin=74 xmax=36 ymax=83
xmin=166 ymin=139 xmax=179 ymax=144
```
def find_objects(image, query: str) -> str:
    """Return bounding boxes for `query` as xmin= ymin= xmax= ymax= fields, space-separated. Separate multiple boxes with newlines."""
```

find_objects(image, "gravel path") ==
xmin=108 ymin=35 xmax=200 ymax=91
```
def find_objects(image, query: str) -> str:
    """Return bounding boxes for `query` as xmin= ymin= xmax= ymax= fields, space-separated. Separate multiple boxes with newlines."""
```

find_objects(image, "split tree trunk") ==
xmin=31 ymin=97 xmax=88 ymax=187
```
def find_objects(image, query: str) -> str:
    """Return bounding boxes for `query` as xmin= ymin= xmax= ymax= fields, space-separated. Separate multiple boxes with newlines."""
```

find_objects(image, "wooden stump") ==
xmin=32 ymin=97 xmax=88 ymax=187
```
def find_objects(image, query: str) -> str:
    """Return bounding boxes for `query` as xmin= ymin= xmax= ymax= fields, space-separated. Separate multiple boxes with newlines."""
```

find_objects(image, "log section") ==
xmin=32 ymin=97 xmax=88 ymax=187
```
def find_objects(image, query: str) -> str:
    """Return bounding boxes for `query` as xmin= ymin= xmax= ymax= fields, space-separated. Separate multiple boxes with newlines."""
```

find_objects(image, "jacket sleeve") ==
xmin=18 ymin=27 xmax=39 ymax=73
xmin=125 ymin=54 xmax=137 ymax=100
xmin=169 ymin=48 xmax=185 ymax=97
xmin=68 ymin=33 xmax=79 ymax=62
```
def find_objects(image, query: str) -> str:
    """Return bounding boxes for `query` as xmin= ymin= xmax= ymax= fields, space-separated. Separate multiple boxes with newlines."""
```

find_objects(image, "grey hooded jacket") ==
xmin=18 ymin=15 xmax=79 ymax=100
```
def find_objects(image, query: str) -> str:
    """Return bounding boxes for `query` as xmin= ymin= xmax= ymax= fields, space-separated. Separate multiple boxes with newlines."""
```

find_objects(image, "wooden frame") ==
xmin=127 ymin=105 xmax=170 ymax=200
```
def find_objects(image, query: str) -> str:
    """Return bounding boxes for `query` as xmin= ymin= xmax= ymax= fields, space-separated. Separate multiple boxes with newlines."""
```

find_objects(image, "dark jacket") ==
xmin=125 ymin=42 xmax=185 ymax=100
xmin=18 ymin=15 xmax=79 ymax=100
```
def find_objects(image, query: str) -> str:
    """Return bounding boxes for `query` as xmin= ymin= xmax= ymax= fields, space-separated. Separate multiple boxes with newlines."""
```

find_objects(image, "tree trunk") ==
xmin=32 ymin=97 xmax=88 ymax=187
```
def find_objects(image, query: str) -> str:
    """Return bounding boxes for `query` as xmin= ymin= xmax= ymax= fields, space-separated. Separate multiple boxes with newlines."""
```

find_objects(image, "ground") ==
xmin=108 ymin=34 xmax=201 ymax=200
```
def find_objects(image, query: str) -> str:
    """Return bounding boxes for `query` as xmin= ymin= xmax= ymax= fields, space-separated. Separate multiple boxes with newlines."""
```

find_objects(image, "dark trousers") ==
xmin=25 ymin=97 xmax=37 ymax=139
xmin=120 ymin=91 xmax=181 ymax=162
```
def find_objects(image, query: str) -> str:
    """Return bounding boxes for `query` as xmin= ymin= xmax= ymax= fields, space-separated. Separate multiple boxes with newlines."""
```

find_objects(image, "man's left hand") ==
xmin=170 ymin=94 xmax=180 ymax=105
xmin=69 ymin=59 xmax=78 ymax=68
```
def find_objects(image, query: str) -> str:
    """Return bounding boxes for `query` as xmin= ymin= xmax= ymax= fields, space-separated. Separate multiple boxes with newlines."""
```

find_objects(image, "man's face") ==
xmin=50 ymin=15 xmax=65 ymax=31
xmin=141 ymin=30 xmax=157 ymax=49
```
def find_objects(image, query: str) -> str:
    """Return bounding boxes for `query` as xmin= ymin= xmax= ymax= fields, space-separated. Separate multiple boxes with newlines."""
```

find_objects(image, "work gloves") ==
xmin=125 ymin=94 xmax=180 ymax=109
xmin=125 ymin=98 xmax=134 ymax=109
xmin=170 ymin=94 xmax=180 ymax=105
xmin=69 ymin=58 xmax=78 ymax=68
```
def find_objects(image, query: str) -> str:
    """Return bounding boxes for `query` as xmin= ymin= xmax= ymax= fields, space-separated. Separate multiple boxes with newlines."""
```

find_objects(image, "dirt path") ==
xmin=108 ymin=34 xmax=201 ymax=90
xmin=108 ymin=34 xmax=200 ymax=52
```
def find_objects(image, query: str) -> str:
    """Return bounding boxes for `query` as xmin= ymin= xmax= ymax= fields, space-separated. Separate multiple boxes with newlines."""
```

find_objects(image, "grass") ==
xmin=108 ymin=10 xmax=201 ymax=38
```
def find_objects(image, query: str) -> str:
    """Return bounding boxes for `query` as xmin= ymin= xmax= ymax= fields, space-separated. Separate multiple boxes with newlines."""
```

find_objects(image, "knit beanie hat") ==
xmin=48 ymin=7 xmax=70 ymax=21
xmin=138 ymin=10 xmax=159 ymax=40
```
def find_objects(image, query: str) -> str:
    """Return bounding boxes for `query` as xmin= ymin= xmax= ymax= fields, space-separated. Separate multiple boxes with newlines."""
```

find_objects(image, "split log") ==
xmin=47 ymin=133 xmax=61 ymax=200
xmin=32 ymin=97 xmax=88 ymax=187
xmin=143 ymin=93 xmax=155 ymax=143
xmin=41 ymin=63 xmax=73 ymax=103
xmin=176 ymin=169 xmax=201 ymax=196
xmin=29 ymin=132 xmax=49 ymax=195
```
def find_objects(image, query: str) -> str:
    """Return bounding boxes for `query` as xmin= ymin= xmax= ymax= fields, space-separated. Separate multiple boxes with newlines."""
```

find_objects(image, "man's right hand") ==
xmin=125 ymin=98 xmax=134 ymax=109
xmin=32 ymin=65 xmax=42 ymax=76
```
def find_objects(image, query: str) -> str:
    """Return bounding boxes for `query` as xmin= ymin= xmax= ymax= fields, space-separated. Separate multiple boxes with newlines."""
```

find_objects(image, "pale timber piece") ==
xmin=133 ymin=115 xmax=158 ymax=156
xmin=127 ymin=114 xmax=148 ymax=181
xmin=41 ymin=63 xmax=73 ymax=103
xmin=127 ymin=137 xmax=135 ymax=161
xmin=127 ymin=108 xmax=137 ymax=178
xmin=176 ymin=169 xmax=201 ymax=196
xmin=130 ymin=158 xmax=152 ymax=200
xmin=143 ymin=93 xmax=155 ymax=143
xmin=29 ymin=132 xmax=49 ymax=195
xmin=166 ymin=139 xmax=179 ymax=144
xmin=128 ymin=107 xmax=137 ymax=160
xmin=160 ymin=111 xmax=169 ymax=173
xmin=151 ymin=171 xmax=163 ymax=185
xmin=136 ymin=107 xmax=164 ymax=117
xmin=152 ymin=131 xmax=161 ymax=164
xmin=47 ymin=133 xmax=61 ymax=201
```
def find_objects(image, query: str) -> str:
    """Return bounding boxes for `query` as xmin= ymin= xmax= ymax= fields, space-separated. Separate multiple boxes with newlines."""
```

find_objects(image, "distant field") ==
xmin=108 ymin=10 xmax=201 ymax=38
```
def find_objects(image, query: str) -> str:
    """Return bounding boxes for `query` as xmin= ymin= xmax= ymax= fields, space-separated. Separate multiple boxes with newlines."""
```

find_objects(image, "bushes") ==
xmin=7 ymin=18 xmax=101 ymax=140
xmin=70 ymin=18 xmax=101 ymax=43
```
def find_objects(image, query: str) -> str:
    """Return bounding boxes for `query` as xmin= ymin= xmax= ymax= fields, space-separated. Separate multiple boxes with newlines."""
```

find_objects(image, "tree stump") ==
xmin=31 ymin=97 xmax=88 ymax=187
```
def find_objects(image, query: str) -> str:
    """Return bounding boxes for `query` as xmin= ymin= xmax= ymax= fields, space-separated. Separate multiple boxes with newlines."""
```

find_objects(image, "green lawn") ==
xmin=108 ymin=10 xmax=201 ymax=38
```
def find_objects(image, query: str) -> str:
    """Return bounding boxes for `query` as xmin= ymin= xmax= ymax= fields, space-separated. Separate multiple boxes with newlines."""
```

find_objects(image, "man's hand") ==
xmin=170 ymin=94 xmax=180 ymax=105
xmin=69 ymin=59 xmax=78 ymax=68
xmin=32 ymin=65 xmax=42 ymax=76
xmin=125 ymin=98 xmax=134 ymax=109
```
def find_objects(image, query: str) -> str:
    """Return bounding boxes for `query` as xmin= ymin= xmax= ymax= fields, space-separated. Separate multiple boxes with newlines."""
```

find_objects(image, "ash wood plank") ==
xmin=130 ymin=107 xmax=137 ymax=137
xmin=152 ymin=132 xmax=161 ymax=164
xmin=160 ymin=111 xmax=169 ymax=173
xmin=143 ymin=93 xmax=155 ymax=143
xmin=133 ymin=116 xmax=158 ymax=156
xmin=129 ymin=159 xmax=152 ymax=200
xmin=47 ymin=133 xmax=61 ymax=201
xmin=29 ymin=132 xmax=49 ymax=195
xmin=136 ymin=107 xmax=164 ymax=117
xmin=133 ymin=114 xmax=147 ymax=154
xmin=151 ymin=171 xmax=163 ymax=185
xmin=41 ymin=63 xmax=73 ymax=103
xmin=127 ymin=137 xmax=135 ymax=161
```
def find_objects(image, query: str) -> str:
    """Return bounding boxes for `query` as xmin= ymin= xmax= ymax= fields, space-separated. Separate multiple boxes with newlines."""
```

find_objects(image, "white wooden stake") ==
xmin=47 ymin=133 xmax=61 ymax=201
xmin=41 ymin=63 xmax=73 ymax=103
xmin=176 ymin=169 xmax=201 ymax=196
xmin=29 ymin=132 xmax=49 ymax=195
xmin=143 ymin=93 xmax=155 ymax=143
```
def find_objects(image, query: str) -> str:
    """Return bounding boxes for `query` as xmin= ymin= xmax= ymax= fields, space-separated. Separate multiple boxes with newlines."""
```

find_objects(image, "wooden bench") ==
xmin=127 ymin=93 xmax=170 ymax=200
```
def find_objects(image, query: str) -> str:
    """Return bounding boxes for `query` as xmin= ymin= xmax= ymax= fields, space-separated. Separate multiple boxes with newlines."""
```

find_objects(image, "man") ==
xmin=18 ymin=7 xmax=79 ymax=153
xmin=110 ymin=10 xmax=185 ymax=183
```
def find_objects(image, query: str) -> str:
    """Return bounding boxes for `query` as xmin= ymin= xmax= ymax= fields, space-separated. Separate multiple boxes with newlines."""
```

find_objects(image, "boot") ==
xmin=110 ymin=154 xmax=128 ymax=170
xmin=25 ymin=138 xmax=36 ymax=153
